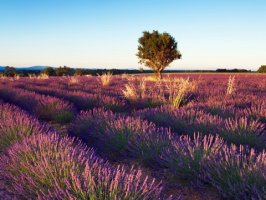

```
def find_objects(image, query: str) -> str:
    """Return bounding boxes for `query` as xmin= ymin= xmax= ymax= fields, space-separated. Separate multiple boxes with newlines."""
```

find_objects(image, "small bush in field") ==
xmin=34 ymin=96 xmax=75 ymax=123
xmin=0 ymin=133 xmax=168 ymax=199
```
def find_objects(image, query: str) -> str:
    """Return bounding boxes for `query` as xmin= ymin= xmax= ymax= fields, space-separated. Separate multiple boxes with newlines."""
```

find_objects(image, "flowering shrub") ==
xmin=70 ymin=109 xmax=172 ymax=166
xmin=163 ymin=134 xmax=224 ymax=181
xmin=0 ymin=133 xmax=169 ymax=199
xmin=221 ymin=117 xmax=266 ymax=149
xmin=203 ymin=145 xmax=266 ymax=199
xmin=0 ymin=103 xmax=51 ymax=153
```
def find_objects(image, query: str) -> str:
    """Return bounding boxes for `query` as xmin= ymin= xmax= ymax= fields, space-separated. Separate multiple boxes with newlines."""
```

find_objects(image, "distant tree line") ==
xmin=1 ymin=66 xmax=264 ymax=77
xmin=216 ymin=68 xmax=252 ymax=73
xmin=0 ymin=66 xmax=148 ymax=77
xmin=41 ymin=66 xmax=146 ymax=76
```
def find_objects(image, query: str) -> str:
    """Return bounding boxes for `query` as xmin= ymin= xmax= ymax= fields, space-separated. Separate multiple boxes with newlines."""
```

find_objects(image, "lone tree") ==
xmin=137 ymin=30 xmax=181 ymax=79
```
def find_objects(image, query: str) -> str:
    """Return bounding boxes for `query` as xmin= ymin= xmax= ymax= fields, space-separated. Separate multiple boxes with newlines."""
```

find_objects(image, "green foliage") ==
xmin=54 ymin=111 xmax=74 ymax=124
xmin=137 ymin=30 xmax=181 ymax=79
xmin=257 ymin=65 xmax=266 ymax=73
xmin=42 ymin=67 xmax=56 ymax=76
xmin=74 ymin=69 xmax=85 ymax=76
xmin=56 ymin=66 xmax=75 ymax=76
xmin=4 ymin=66 xmax=17 ymax=77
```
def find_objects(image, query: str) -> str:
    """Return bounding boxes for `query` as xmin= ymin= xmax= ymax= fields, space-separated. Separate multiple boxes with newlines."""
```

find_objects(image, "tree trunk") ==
xmin=156 ymin=70 xmax=162 ymax=80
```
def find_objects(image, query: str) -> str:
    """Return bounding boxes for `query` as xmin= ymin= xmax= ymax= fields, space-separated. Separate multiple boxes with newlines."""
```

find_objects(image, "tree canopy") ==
xmin=137 ymin=30 xmax=181 ymax=79
xmin=258 ymin=65 xmax=266 ymax=73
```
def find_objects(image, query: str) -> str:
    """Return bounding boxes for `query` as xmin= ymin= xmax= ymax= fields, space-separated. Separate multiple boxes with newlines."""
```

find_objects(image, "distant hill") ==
xmin=0 ymin=66 xmax=48 ymax=71
xmin=17 ymin=66 xmax=48 ymax=71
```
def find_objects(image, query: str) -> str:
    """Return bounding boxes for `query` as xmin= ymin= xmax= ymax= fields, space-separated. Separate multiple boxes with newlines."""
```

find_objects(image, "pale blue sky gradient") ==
xmin=0 ymin=0 xmax=265 ymax=70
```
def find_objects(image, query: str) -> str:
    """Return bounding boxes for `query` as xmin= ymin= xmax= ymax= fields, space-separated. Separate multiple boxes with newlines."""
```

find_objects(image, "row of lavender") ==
xmin=136 ymin=105 xmax=266 ymax=150
xmin=69 ymin=108 xmax=266 ymax=199
xmin=0 ymin=103 xmax=171 ymax=199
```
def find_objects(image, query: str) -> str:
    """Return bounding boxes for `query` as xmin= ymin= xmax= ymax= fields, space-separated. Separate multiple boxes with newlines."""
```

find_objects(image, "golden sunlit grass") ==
xmin=122 ymin=75 xmax=197 ymax=108
xmin=36 ymin=73 xmax=49 ymax=80
xmin=97 ymin=72 xmax=113 ymax=86
xmin=28 ymin=74 xmax=37 ymax=79
xmin=226 ymin=75 xmax=236 ymax=95
xmin=68 ymin=76 xmax=79 ymax=85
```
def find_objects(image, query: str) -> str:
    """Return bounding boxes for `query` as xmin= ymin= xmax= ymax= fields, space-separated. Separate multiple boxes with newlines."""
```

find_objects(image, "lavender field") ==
xmin=0 ymin=73 xmax=265 ymax=199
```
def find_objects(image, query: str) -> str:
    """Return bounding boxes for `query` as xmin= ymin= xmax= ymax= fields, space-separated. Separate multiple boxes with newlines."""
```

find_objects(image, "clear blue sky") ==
xmin=1 ymin=0 xmax=265 ymax=70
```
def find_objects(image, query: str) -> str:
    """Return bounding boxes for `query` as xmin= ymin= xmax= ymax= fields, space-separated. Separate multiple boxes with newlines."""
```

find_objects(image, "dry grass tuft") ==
xmin=122 ymin=78 xmax=147 ymax=100
xmin=226 ymin=76 xmax=235 ymax=95
xmin=166 ymin=77 xmax=191 ymax=108
xmin=97 ymin=72 xmax=112 ymax=86
xmin=37 ymin=74 xmax=49 ymax=80
xmin=28 ymin=74 xmax=37 ymax=79
xmin=122 ymin=82 xmax=138 ymax=100
xmin=68 ymin=76 xmax=79 ymax=85
xmin=14 ymin=74 xmax=20 ymax=80
xmin=0 ymin=74 xmax=7 ymax=80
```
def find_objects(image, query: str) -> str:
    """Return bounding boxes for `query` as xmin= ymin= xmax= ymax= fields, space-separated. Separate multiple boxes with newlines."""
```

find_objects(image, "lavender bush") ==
xmin=221 ymin=117 xmax=266 ymax=149
xmin=0 ymin=133 xmax=170 ymax=199
xmin=202 ymin=145 xmax=266 ymax=199
xmin=70 ymin=109 xmax=172 ymax=166
xmin=0 ymin=103 xmax=51 ymax=153
xmin=163 ymin=134 xmax=224 ymax=181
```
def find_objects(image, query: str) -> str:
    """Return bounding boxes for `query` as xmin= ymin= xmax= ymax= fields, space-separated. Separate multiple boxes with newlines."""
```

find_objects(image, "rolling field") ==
xmin=0 ymin=73 xmax=265 ymax=199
